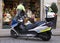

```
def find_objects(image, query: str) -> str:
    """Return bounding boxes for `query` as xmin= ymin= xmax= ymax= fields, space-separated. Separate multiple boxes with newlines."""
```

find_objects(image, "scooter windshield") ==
xmin=11 ymin=19 xmax=18 ymax=27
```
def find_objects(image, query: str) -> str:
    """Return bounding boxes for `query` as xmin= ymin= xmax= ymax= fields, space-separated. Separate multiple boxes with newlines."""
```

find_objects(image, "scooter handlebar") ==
xmin=18 ymin=19 xmax=23 ymax=22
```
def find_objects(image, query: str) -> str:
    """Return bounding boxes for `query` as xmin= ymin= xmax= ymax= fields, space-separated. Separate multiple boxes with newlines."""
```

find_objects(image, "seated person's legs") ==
xmin=26 ymin=24 xmax=36 ymax=30
xmin=34 ymin=21 xmax=46 ymax=26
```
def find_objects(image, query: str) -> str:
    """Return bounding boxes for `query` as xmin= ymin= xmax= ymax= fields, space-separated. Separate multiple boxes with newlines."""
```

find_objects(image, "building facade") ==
xmin=0 ymin=0 xmax=3 ymax=29
xmin=0 ymin=0 xmax=59 ymax=29
xmin=57 ymin=0 xmax=60 ymax=15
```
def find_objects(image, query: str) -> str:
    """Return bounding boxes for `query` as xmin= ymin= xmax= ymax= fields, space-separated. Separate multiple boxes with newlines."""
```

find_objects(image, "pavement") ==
xmin=52 ymin=28 xmax=60 ymax=36
xmin=0 ymin=36 xmax=60 ymax=43
xmin=0 ymin=29 xmax=10 ymax=36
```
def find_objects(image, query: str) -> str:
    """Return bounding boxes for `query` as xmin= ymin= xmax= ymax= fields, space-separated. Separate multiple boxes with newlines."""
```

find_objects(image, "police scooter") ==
xmin=10 ymin=17 xmax=52 ymax=41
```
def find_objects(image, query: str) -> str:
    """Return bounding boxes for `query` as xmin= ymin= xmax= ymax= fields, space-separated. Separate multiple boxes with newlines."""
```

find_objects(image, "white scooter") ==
xmin=10 ymin=18 xmax=52 ymax=41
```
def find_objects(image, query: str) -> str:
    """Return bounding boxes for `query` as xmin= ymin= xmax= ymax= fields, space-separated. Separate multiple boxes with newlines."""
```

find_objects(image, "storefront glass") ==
xmin=3 ymin=0 xmax=41 ymax=29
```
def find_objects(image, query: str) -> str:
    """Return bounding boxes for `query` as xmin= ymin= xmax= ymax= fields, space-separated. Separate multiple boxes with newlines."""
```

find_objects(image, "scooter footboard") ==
xmin=20 ymin=30 xmax=37 ymax=34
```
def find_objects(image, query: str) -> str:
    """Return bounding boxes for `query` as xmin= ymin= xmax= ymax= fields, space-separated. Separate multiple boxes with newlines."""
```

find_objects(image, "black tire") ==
xmin=41 ymin=34 xmax=51 ymax=41
xmin=38 ymin=31 xmax=51 ymax=41
xmin=10 ymin=30 xmax=18 ymax=38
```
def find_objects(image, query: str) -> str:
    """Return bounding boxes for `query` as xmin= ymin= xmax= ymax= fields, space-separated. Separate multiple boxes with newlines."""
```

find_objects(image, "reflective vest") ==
xmin=17 ymin=4 xmax=25 ymax=11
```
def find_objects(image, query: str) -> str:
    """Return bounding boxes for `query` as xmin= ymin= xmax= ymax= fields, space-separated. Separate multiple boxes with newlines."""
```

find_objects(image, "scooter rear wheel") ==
xmin=10 ymin=30 xmax=18 ymax=38
xmin=41 ymin=34 xmax=51 ymax=41
xmin=38 ymin=31 xmax=51 ymax=41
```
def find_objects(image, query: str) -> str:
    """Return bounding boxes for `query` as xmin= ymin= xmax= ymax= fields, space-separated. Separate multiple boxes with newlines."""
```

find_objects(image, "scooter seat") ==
xmin=25 ymin=21 xmax=46 ymax=30
xmin=25 ymin=24 xmax=36 ymax=30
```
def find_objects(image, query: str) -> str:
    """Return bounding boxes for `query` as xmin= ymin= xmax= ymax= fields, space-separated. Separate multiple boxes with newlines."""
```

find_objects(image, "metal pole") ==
xmin=0 ymin=0 xmax=3 ymax=29
xmin=40 ymin=0 xmax=44 ymax=21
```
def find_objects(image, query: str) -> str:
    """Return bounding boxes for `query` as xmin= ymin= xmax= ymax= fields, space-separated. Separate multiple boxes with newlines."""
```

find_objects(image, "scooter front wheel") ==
xmin=10 ymin=30 xmax=18 ymax=38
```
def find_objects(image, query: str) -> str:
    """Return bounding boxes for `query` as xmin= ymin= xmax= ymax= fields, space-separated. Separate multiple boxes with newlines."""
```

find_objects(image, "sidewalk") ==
xmin=52 ymin=28 xmax=60 ymax=36
xmin=0 ymin=29 xmax=10 ymax=36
